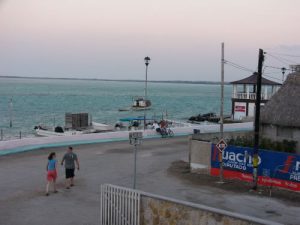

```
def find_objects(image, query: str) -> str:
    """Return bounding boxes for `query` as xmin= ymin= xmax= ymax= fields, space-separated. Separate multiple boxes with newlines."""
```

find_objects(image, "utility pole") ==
xmin=219 ymin=42 xmax=225 ymax=182
xmin=252 ymin=49 xmax=264 ymax=190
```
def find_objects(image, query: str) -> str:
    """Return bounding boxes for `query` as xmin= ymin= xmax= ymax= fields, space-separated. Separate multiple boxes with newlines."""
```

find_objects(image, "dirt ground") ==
xmin=168 ymin=160 xmax=300 ymax=206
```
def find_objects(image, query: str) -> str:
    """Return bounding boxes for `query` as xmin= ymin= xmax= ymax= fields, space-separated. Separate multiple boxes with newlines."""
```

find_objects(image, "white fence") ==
xmin=100 ymin=184 xmax=282 ymax=225
xmin=100 ymin=184 xmax=140 ymax=225
xmin=232 ymin=92 xmax=271 ymax=100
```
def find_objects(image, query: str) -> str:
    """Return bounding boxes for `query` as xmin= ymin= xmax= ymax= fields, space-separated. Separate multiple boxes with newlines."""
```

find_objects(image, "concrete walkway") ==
xmin=0 ymin=137 xmax=299 ymax=225
xmin=0 ymin=122 xmax=253 ymax=155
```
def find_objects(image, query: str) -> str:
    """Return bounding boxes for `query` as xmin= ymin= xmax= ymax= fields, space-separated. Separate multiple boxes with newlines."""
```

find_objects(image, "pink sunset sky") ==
xmin=0 ymin=0 xmax=299 ymax=81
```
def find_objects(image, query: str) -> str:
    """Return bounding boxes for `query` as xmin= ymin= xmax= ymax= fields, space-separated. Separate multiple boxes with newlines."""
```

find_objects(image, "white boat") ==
xmin=131 ymin=97 xmax=152 ymax=111
xmin=34 ymin=127 xmax=85 ymax=137
xmin=34 ymin=112 xmax=114 ymax=137
xmin=118 ymin=97 xmax=152 ymax=111
xmin=91 ymin=122 xmax=114 ymax=131
xmin=34 ymin=123 xmax=113 ymax=137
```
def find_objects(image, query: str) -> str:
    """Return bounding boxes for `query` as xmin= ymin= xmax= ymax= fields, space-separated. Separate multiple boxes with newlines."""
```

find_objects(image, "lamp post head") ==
xmin=281 ymin=67 xmax=286 ymax=75
xmin=144 ymin=56 xmax=151 ymax=66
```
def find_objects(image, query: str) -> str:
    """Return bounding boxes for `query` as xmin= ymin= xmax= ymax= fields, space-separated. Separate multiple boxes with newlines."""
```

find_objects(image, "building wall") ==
xmin=261 ymin=124 xmax=300 ymax=153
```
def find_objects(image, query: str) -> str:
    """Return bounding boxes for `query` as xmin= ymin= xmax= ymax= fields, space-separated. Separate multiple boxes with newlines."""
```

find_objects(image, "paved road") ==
xmin=0 ymin=137 xmax=299 ymax=225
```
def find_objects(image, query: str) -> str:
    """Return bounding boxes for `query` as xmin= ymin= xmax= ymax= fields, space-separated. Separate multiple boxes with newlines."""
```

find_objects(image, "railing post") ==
xmin=1 ymin=129 xmax=3 ymax=141
xmin=19 ymin=131 xmax=22 ymax=139
xmin=100 ymin=184 xmax=141 ymax=225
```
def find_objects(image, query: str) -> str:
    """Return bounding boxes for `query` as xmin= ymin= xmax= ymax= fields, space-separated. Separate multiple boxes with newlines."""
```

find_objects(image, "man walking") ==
xmin=61 ymin=146 xmax=80 ymax=189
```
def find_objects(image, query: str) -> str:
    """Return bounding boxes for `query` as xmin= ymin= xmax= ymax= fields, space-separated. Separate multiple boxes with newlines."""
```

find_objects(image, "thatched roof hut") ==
xmin=260 ymin=70 xmax=300 ymax=127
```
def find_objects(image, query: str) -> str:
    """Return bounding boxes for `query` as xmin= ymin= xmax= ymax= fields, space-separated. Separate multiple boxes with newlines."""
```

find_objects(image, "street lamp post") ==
xmin=281 ymin=67 xmax=286 ymax=82
xmin=144 ymin=56 xmax=150 ymax=129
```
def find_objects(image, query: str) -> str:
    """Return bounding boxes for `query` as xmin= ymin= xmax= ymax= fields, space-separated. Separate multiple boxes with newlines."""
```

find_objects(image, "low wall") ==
xmin=189 ymin=131 xmax=252 ymax=174
xmin=191 ymin=130 xmax=253 ymax=142
xmin=190 ymin=140 xmax=211 ymax=173
xmin=140 ymin=192 xmax=281 ymax=225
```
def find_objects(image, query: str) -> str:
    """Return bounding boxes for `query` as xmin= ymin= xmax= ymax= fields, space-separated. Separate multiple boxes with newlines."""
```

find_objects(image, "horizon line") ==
xmin=0 ymin=75 xmax=231 ymax=85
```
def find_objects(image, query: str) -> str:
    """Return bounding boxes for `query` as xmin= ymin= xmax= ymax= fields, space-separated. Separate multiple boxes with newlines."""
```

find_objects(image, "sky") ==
xmin=0 ymin=0 xmax=299 ymax=81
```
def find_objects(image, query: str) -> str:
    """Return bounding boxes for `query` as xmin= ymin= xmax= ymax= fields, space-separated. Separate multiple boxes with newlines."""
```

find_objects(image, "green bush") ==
xmin=228 ymin=136 xmax=297 ymax=153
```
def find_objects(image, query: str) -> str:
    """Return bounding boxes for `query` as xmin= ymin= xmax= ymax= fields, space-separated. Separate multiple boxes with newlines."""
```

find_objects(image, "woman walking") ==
xmin=46 ymin=152 xmax=58 ymax=196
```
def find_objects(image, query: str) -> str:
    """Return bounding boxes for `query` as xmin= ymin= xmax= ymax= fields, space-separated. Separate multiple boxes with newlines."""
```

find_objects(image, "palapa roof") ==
xmin=230 ymin=72 xmax=281 ymax=85
xmin=260 ymin=72 xmax=300 ymax=127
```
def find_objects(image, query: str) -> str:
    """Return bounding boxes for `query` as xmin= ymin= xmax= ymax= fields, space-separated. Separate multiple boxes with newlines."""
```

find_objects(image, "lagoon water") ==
xmin=0 ymin=78 xmax=232 ymax=140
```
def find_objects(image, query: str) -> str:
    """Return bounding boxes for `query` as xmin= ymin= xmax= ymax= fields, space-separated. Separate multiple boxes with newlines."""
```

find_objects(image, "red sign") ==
xmin=235 ymin=105 xmax=246 ymax=112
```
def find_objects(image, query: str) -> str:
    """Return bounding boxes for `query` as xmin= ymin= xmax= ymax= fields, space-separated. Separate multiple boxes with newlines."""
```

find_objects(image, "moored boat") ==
xmin=34 ymin=112 xmax=114 ymax=137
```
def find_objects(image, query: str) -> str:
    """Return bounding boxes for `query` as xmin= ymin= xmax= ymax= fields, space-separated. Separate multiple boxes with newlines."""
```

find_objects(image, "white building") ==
xmin=230 ymin=72 xmax=281 ymax=120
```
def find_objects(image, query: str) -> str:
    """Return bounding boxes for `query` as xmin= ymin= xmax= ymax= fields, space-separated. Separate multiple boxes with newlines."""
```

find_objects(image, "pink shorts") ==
xmin=47 ymin=170 xmax=57 ymax=181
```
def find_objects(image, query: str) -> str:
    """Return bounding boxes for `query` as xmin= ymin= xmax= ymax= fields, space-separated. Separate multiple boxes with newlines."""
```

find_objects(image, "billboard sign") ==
xmin=211 ymin=145 xmax=300 ymax=191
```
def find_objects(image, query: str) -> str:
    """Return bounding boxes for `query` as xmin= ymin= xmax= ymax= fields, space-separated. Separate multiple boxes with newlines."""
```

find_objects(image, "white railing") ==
xmin=232 ymin=92 xmax=271 ymax=100
xmin=100 ymin=184 xmax=140 ymax=225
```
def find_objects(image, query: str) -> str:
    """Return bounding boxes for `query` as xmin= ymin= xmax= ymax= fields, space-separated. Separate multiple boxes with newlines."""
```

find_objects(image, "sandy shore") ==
xmin=0 ymin=137 xmax=299 ymax=225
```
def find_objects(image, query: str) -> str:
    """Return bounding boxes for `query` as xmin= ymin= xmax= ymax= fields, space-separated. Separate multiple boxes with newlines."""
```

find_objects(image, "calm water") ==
xmin=0 ymin=78 xmax=232 ymax=140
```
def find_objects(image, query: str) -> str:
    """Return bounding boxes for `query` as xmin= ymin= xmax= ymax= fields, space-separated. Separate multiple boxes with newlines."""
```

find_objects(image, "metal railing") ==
xmin=232 ymin=92 xmax=271 ymax=100
xmin=0 ymin=129 xmax=24 ymax=141
xmin=100 ymin=184 xmax=140 ymax=225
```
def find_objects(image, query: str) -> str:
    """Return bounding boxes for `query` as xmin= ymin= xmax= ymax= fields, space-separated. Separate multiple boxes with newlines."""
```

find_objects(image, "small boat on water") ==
xmin=118 ymin=97 xmax=152 ymax=111
xmin=131 ymin=97 xmax=152 ymax=110
xmin=34 ymin=113 xmax=114 ymax=137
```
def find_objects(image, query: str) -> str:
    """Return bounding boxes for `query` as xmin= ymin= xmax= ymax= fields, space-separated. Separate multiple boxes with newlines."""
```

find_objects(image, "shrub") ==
xmin=228 ymin=136 xmax=297 ymax=153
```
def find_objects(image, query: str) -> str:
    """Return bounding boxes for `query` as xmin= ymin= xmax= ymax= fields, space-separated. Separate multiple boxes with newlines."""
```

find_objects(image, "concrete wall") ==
xmin=190 ymin=140 xmax=211 ymax=174
xmin=140 ymin=193 xmax=281 ymax=225
xmin=261 ymin=124 xmax=300 ymax=153
xmin=189 ymin=131 xmax=253 ymax=174
xmin=191 ymin=131 xmax=253 ymax=143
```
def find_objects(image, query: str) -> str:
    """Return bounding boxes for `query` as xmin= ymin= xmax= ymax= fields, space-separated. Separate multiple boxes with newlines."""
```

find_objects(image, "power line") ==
xmin=262 ymin=74 xmax=283 ymax=82
xmin=265 ymin=52 xmax=298 ymax=65
xmin=266 ymin=51 xmax=300 ymax=58
xmin=224 ymin=60 xmax=255 ymax=73
xmin=265 ymin=65 xmax=291 ymax=71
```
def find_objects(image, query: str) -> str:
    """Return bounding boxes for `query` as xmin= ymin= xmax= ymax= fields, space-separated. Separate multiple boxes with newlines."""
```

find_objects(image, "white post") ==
xmin=246 ymin=85 xmax=250 ymax=99
xmin=264 ymin=85 xmax=268 ymax=100
xmin=133 ymin=143 xmax=137 ymax=189
xmin=233 ymin=84 xmax=237 ymax=98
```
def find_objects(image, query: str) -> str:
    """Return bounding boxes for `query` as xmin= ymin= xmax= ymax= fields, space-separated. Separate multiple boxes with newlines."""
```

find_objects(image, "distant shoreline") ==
xmin=0 ymin=75 xmax=230 ymax=85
